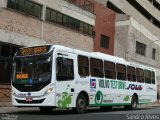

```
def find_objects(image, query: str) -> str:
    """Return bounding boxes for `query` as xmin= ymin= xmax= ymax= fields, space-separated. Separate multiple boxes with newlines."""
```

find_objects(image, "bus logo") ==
xmin=95 ymin=91 xmax=103 ymax=105
xmin=90 ymin=79 xmax=96 ymax=88
xmin=27 ymin=92 xmax=31 ymax=96
xmin=126 ymin=84 xmax=143 ymax=91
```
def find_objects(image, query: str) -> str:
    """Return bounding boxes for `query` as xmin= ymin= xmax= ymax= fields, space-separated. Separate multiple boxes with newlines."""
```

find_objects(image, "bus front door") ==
xmin=55 ymin=52 xmax=76 ymax=108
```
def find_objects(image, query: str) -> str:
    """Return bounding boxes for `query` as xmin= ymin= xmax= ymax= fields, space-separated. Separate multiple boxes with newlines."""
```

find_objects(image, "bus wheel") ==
xmin=39 ymin=107 xmax=53 ymax=113
xmin=74 ymin=94 xmax=87 ymax=114
xmin=100 ymin=106 xmax=112 ymax=112
xmin=131 ymin=95 xmax=138 ymax=110
xmin=124 ymin=95 xmax=138 ymax=110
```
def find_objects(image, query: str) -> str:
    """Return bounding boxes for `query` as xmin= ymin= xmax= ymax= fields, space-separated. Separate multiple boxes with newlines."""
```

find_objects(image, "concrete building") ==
xmin=0 ymin=0 xmax=116 ymax=105
xmin=96 ymin=0 xmax=160 ymax=97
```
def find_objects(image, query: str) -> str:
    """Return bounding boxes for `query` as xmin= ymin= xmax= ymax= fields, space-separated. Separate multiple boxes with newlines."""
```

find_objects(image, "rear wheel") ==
xmin=124 ymin=95 xmax=138 ymax=110
xmin=131 ymin=95 xmax=138 ymax=110
xmin=74 ymin=94 xmax=87 ymax=114
xmin=39 ymin=107 xmax=53 ymax=113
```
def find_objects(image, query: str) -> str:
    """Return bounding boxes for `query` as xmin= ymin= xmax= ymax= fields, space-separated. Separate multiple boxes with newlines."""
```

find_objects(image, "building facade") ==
xmin=0 ymin=0 xmax=116 ymax=105
xmin=94 ymin=2 xmax=115 ymax=55
xmin=96 ymin=0 xmax=160 ymax=98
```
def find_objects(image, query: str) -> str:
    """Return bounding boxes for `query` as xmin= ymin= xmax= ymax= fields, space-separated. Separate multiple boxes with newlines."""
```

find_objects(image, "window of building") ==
xmin=90 ymin=58 xmax=104 ymax=77
xmin=100 ymin=35 xmax=110 ymax=49
xmin=46 ymin=8 xmax=51 ymax=21
xmin=152 ymin=48 xmax=156 ymax=60
xmin=152 ymin=71 xmax=155 ymax=84
xmin=116 ymin=64 xmax=126 ymax=80
xmin=89 ymin=26 xmax=93 ymax=36
xmin=78 ymin=55 xmax=89 ymax=77
xmin=68 ymin=17 xmax=79 ymax=31
xmin=83 ymin=23 xmax=89 ymax=34
xmin=7 ymin=0 xmax=16 ymax=9
xmin=56 ymin=57 xmax=74 ymax=81
xmin=136 ymin=41 xmax=146 ymax=56
xmin=104 ymin=61 xmax=116 ymax=79
xmin=50 ymin=10 xmax=57 ymax=22
xmin=136 ymin=68 xmax=144 ymax=83
xmin=79 ymin=22 xmax=84 ymax=32
xmin=57 ymin=13 xmax=63 ymax=24
xmin=46 ymin=8 xmax=94 ymax=37
xmin=7 ymin=0 xmax=42 ymax=18
xmin=33 ymin=4 xmax=41 ymax=18
xmin=16 ymin=0 xmax=25 ymax=12
xmin=144 ymin=70 xmax=151 ymax=84
xmin=63 ymin=15 xmax=69 ymax=27
xmin=25 ymin=0 xmax=34 ymax=16
xmin=127 ymin=66 xmax=136 ymax=82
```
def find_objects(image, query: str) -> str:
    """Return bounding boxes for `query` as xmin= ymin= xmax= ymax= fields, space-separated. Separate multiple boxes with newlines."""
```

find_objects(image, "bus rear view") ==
xmin=12 ymin=45 xmax=55 ymax=111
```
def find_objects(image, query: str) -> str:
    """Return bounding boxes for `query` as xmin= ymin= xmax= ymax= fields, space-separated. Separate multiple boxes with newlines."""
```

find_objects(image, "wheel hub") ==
xmin=78 ymin=99 xmax=85 ymax=108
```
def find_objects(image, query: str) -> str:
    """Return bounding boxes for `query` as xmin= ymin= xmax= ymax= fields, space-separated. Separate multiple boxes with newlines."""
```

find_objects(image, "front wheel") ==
xmin=73 ymin=94 xmax=87 ymax=114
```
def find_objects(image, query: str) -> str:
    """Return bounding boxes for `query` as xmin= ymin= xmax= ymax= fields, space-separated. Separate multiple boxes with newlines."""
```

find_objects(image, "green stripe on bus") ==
xmin=89 ymin=103 xmax=131 ymax=107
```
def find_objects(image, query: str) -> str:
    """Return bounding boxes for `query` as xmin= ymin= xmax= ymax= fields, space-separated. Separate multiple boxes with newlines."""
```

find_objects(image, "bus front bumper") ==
xmin=12 ymin=92 xmax=56 ymax=107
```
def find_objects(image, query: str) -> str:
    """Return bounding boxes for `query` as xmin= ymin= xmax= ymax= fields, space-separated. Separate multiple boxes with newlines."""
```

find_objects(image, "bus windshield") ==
xmin=13 ymin=55 xmax=52 ymax=85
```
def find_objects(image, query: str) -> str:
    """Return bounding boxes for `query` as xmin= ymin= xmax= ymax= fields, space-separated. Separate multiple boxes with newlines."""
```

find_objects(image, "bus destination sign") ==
xmin=17 ymin=46 xmax=51 ymax=56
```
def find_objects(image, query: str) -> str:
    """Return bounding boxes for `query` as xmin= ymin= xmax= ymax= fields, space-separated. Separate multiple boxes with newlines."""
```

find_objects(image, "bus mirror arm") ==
xmin=57 ymin=53 xmax=68 ymax=57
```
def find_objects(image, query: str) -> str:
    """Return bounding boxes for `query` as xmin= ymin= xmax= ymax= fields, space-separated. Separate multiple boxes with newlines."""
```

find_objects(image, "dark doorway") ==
xmin=0 ymin=42 xmax=22 ymax=84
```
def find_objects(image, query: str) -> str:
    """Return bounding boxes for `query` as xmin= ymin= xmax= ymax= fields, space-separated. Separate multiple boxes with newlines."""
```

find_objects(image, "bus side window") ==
xmin=78 ymin=55 xmax=89 ymax=77
xmin=144 ymin=70 xmax=151 ymax=84
xmin=90 ymin=58 xmax=104 ymax=78
xmin=104 ymin=61 xmax=116 ymax=79
xmin=116 ymin=64 xmax=126 ymax=80
xmin=152 ymin=71 xmax=155 ymax=84
xmin=136 ymin=68 xmax=144 ymax=83
xmin=56 ymin=57 xmax=74 ymax=81
xmin=127 ymin=66 xmax=136 ymax=82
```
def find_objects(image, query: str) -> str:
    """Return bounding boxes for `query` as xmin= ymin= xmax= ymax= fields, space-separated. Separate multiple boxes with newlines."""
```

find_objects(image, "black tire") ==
xmin=124 ymin=95 xmax=138 ymax=110
xmin=131 ymin=95 xmax=138 ymax=110
xmin=39 ymin=107 xmax=53 ymax=113
xmin=74 ymin=94 xmax=87 ymax=114
xmin=100 ymin=106 xmax=112 ymax=112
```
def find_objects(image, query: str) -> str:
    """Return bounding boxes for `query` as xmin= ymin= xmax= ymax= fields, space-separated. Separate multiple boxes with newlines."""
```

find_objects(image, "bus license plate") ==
xmin=26 ymin=98 xmax=33 ymax=102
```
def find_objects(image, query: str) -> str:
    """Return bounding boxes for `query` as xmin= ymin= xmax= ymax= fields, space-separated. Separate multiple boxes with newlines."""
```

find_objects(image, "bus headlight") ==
xmin=47 ymin=88 xmax=53 ymax=94
xmin=44 ymin=86 xmax=54 ymax=95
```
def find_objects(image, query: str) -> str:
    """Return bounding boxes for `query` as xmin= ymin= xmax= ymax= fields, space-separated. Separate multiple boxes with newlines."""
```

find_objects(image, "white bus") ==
xmin=12 ymin=45 xmax=157 ymax=113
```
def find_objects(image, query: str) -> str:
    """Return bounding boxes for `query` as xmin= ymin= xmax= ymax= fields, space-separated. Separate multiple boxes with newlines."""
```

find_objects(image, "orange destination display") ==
xmin=16 ymin=74 xmax=29 ymax=79
xmin=17 ymin=45 xmax=51 ymax=56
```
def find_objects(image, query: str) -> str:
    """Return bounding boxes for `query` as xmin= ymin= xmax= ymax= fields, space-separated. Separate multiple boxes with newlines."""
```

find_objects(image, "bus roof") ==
xmin=54 ymin=45 xmax=129 ymax=65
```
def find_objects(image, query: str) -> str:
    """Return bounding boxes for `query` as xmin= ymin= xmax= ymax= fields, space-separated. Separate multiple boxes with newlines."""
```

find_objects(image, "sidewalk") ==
xmin=138 ymin=102 xmax=160 ymax=108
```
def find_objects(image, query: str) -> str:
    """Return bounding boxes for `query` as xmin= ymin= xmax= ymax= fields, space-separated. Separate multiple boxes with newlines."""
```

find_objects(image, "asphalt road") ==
xmin=0 ymin=106 xmax=160 ymax=120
